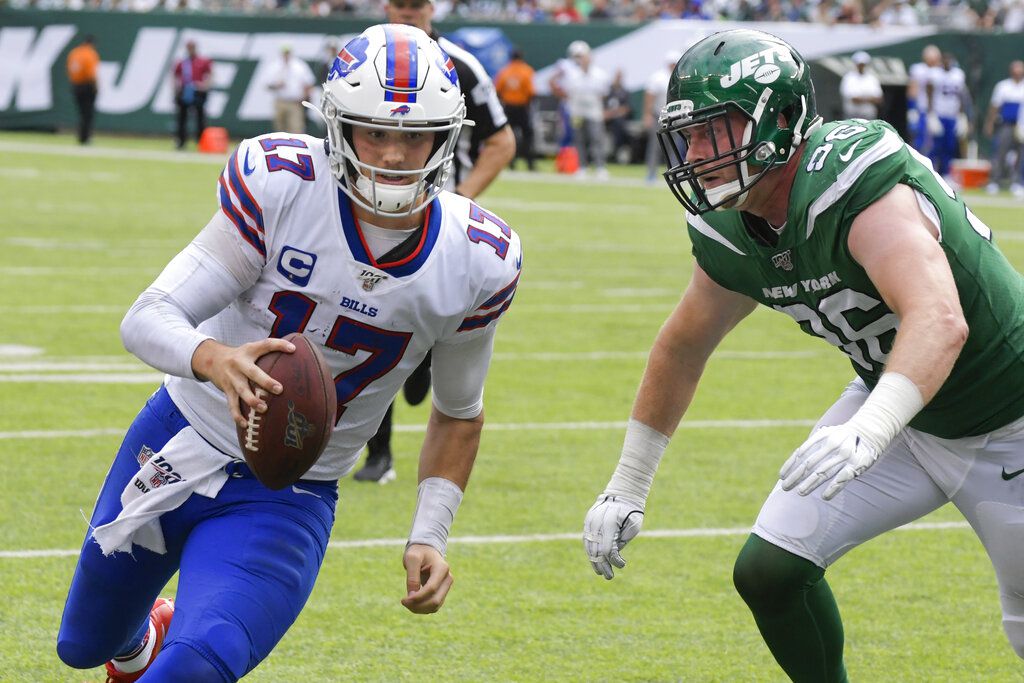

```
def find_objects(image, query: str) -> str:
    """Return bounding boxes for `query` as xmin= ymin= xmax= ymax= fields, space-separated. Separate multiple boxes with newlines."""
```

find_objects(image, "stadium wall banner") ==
xmin=0 ymin=9 xmax=1017 ymax=139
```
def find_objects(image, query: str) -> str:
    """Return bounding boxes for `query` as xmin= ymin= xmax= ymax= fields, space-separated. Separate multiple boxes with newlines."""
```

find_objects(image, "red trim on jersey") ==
xmin=349 ymin=200 xmax=432 ymax=270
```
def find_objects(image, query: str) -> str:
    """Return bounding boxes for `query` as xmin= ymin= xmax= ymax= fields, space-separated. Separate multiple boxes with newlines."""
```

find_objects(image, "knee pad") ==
xmin=733 ymin=534 xmax=824 ymax=610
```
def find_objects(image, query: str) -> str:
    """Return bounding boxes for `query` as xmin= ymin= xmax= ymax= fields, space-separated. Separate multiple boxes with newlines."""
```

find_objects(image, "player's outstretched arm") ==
xmin=780 ymin=183 xmax=967 ymax=499
xmin=401 ymin=406 xmax=484 ymax=613
xmin=584 ymin=266 xmax=757 ymax=579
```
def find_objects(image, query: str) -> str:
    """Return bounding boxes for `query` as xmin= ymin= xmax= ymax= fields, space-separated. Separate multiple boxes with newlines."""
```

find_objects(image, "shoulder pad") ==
xmin=217 ymin=136 xmax=326 ymax=259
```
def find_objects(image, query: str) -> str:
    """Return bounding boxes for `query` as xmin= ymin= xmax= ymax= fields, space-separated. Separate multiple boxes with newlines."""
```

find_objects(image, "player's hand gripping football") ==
xmin=779 ymin=424 xmax=880 ymax=500
xmin=583 ymin=494 xmax=644 ymax=580
xmin=402 ymin=543 xmax=454 ymax=614
xmin=191 ymin=338 xmax=295 ymax=428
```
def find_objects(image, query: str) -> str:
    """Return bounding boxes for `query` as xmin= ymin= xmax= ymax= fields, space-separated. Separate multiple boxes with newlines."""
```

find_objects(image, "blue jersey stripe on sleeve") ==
xmin=226 ymin=150 xmax=265 ymax=232
xmin=218 ymin=176 xmax=266 ymax=257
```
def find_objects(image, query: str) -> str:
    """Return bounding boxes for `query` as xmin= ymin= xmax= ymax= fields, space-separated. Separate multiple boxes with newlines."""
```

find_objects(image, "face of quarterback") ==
xmin=680 ymin=109 xmax=749 ymax=193
xmin=351 ymin=125 xmax=437 ymax=188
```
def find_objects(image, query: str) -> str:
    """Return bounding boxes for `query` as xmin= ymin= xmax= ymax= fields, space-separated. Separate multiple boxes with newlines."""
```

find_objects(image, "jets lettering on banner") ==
xmin=762 ymin=271 xmax=841 ymax=299
xmin=0 ymin=25 xmax=358 ymax=117
xmin=720 ymin=46 xmax=794 ymax=88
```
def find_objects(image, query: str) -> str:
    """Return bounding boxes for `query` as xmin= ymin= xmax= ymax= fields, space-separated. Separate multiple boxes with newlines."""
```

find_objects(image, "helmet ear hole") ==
xmin=780 ymin=104 xmax=796 ymax=131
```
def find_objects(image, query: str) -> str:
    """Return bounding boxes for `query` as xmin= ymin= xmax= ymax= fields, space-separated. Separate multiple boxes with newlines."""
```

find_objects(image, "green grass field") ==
xmin=1 ymin=130 xmax=1023 ymax=681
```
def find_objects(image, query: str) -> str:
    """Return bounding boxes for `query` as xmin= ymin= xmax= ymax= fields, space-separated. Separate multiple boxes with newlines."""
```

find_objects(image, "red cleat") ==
xmin=104 ymin=598 xmax=175 ymax=683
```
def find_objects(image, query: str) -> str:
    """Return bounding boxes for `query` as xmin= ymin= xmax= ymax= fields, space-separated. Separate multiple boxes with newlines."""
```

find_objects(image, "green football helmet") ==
xmin=657 ymin=29 xmax=822 ymax=215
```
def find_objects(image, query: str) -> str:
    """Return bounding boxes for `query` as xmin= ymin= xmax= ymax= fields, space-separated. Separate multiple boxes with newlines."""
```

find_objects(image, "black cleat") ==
xmin=353 ymin=452 xmax=396 ymax=484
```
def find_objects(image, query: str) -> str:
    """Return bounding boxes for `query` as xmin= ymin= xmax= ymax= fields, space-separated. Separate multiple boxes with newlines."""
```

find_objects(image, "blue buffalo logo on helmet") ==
xmin=437 ymin=52 xmax=458 ymax=87
xmin=390 ymin=104 xmax=412 ymax=116
xmin=329 ymin=35 xmax=370 ymax=81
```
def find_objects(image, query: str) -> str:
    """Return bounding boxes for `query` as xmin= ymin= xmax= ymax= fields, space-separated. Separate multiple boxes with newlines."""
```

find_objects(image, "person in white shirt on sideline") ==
xmin=267 ymin=45 xmax=316 ymax=134
xmin=984 ymin=60 xmax=1024 ymax=197
xmin=840 ymin=51 xmax=884 ymax=120
xmin=550 ymin=40 xmax=612 ymax=180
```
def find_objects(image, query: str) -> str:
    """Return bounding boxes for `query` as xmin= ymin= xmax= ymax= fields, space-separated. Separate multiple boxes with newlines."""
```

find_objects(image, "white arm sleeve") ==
xmin=120 ymin=212 xmax=263 ymax=379
xmin=429 ymin=325 xmax=497 ymax=419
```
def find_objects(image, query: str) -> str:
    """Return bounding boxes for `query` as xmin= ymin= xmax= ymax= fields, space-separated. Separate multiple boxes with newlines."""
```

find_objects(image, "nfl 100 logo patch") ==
xmin=148 ymin=456 xmax=183 ymax=488
xmin=771 ymin=250 xmax=794 ymax=271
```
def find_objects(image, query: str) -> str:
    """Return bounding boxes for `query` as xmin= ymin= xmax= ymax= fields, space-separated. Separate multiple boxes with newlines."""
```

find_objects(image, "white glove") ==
xmin=926 ymin=112 xmax=943 ymax=137
xmin=956 ymin=113 xmax=969 ymax=139
xmin=778 ymin=424 xmax=879 ymax=500
xmin=583 ymin=494 xmax=644 ymax=580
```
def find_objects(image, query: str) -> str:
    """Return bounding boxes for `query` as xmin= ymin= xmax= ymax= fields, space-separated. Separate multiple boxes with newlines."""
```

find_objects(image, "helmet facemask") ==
xmin=322 ymin=90 xmax=464 ymax=217
xmin=659 ymin=102 xmax=767 ymax=215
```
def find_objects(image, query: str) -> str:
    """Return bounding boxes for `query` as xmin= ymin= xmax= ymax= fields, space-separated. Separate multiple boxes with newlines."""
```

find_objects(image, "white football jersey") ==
xmin=932 ymin=66 xmax=966 ymax=119
xmin=908 ymin=62 xmax=939 ymax=111
xmin=165 ymin=133 xmax=522 ymax=480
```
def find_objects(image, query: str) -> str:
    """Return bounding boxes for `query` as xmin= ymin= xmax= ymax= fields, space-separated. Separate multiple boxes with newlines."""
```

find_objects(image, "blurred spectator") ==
xmin=984 ymin=60 xmax=1024 ymax=197
xmin=835 ymin=0 xmax=864 ymax=22
xmin=873 ymin=0 xmax=927 ymax=25
xmin=907 ymin=44 xmax=941 ymax=152
xmin=495 ymin=47 xmax=536 ymax=170
xmin=552 ymin=0 xmax=583 ymax=22
xmin=318 ymin=40 xmax=339 ymax=83
xmin=840 ymin=51 xmax=883 ymax=120
xmin=511 ymin=0 xmax=547 ymax=21
xmin=589 ymin=0 xmax=613 ymax=19
xmin=604 ymin=70 xmax=633 ymax=164
xmin=172 ymin=40 xmax=213 ymax=150
xmin=550 ymin=40 xmax=611 ymax=179
xmin=996 ymin=0 xmax=1024 ymax=31
xmin=267 ymin=45 xmax=315 ymax=134
xmin=643 ymin=50 xmax=676 ymax=183
xmin=66 ymin=34 xmax=99 ymax=145
xmin=930 ymin=51 xmax=972 ymax=178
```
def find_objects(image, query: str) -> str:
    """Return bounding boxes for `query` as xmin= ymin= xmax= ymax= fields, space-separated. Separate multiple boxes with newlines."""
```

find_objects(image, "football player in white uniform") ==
xmin=906 ymin=44 xmax=941 ymax=153
xmin=57 ymin=24 xmax=522 ymax=682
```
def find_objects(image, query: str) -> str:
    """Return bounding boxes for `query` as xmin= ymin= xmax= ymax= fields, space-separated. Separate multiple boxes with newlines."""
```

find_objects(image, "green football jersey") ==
xmin=688 ymin=119 xmax=1024 ymax=438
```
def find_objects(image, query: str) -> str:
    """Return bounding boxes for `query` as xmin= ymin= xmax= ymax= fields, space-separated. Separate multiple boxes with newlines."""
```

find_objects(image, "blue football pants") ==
xmin=57 ymin=387 xmax=338 ymax=681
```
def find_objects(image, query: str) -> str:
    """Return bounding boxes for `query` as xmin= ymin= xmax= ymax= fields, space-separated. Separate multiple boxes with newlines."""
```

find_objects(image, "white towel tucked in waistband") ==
xmin=92 ymin=427 xmax=233 ymax=556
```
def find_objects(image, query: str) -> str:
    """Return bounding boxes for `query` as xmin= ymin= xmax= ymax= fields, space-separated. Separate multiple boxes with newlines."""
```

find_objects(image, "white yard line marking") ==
xmin=0 ymin=428 xmax=127 ymax=440
xmin=0 ymin=419 xmax=816 ymax=441
xmin=0 ymin=267 xmax=156 ymax=276
xmin=0 ymin=373 xmax=163 ymax=383
xmin=0 ymin=520 xmax=972 ymax=559
xmin=0 ymin=141 xmax=226 ymax=165
xmin=0 ymin=305 xmax=126 ymax=315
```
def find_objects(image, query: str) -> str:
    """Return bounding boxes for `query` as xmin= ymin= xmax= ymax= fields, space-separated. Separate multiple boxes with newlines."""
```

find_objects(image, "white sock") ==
xmin=111 ymin=620 xmax=156 ymax=674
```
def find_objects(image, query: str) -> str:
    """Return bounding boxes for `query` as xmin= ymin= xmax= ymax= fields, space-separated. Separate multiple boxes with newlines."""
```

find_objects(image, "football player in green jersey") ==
xmin=583 ymin=29 xmax=1024 ymax=681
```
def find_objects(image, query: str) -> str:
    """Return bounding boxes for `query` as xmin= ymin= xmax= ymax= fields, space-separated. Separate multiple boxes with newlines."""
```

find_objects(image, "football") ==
xmin=236 ymin=332 xmax=337 ymax=489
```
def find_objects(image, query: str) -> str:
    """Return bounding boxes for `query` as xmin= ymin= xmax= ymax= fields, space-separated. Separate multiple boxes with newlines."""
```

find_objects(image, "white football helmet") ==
xmin=320 ymin=24 xmax=466 ymax=217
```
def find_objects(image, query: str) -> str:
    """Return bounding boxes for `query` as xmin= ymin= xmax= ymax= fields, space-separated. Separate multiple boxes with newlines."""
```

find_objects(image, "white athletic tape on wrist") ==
xmin=408 ymin=477 xmax=464 ymax=557
xmin=845 ymin=372 xmax=924 ymax=454
xmin=605 ymin=418 xmax=670 ymax=504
